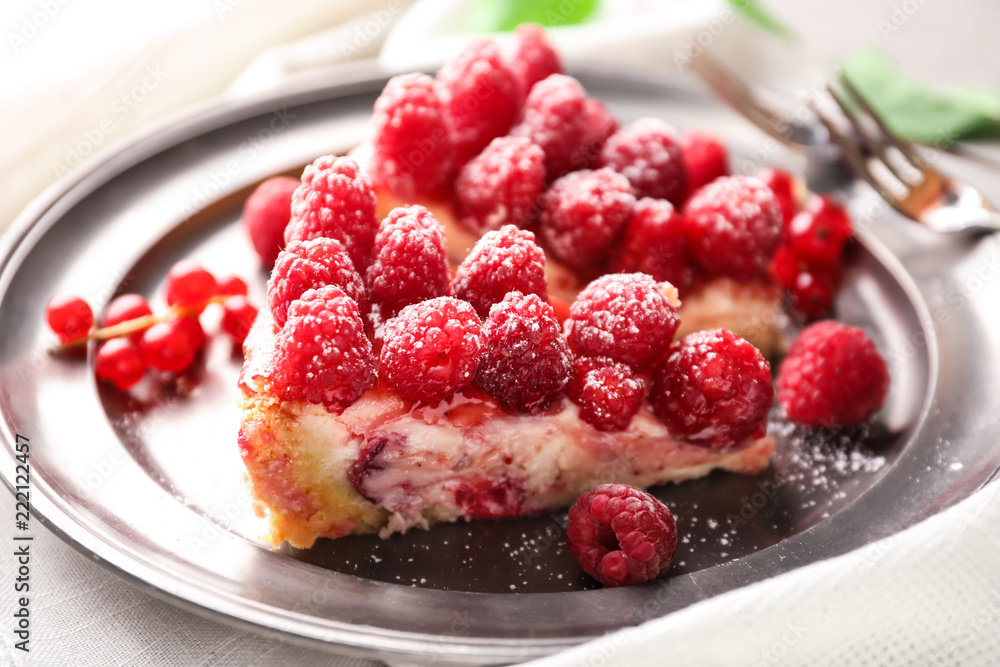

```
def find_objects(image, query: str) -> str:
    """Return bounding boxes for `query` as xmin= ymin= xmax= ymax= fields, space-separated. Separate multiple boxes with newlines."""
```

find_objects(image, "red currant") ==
xmin=788 ymin=195 xmax=852 ymax=265
xmin=139 ymin=317 xmax=204 ymax=373
xmin=757 ymin=167 xmax=797 ymax=229
xmin=46 ymin=294 xmax=94 ymax=343
xmin=215 ymin=275 xmax=248 ymax=297
xmin=790 ymin=263 xmax=842 ymax=317
xmin=94 ymin=338 xmax=146 ymax=389
xmin=221 ymin=295 xmax=258 ymax=345
xmin=768 ymin=245 xmax=801 ymax=289
xmin=103 ymin=293 xmax=153 ymax=343
xmin=165 ymin=260 xmax=217 ymax=309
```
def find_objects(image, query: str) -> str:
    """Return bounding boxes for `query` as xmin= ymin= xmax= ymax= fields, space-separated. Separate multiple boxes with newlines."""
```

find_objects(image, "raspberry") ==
xmin=165 ymin=260 xmax=217 ymax=310
xmin=651 ymin=328 xmax=773 ymax=451
xmin=684 ymin=175 xmax=783 ymax=281
xmin=271 ymin=285 xmax=376 ymax=413
xmin=788 ymin=195 xmax=852 ymax=265
xmin=507 ymin=24 xmax=562 ymax=99
xmin=455 ymin=135 xmax=545 ymax=233
xmin=566 ymin=273 xmax=679 ymax=371
xmin=510 ymin=74 xmax=589 ymax=179
xmin=242 ymin=176 xmax=298 ymax=266
xmin=538 ymin=168 xmax=635 ymax=269
xmin=380 ymin=297 xmax=483 ymax=404
xmin=567 ymin=484 xmax=677 ymax=588
xmin=452 ymin=225 xmax=548 ymax=319
xmin=267 ymin=238 xmax=367 ymax=328
xmin=46 ymin=294 xmax=94 ymax=343
xmin=284 ymin=155 xmax=379 ymax=271
xmin=598 ymin=118 xmax=689 ymax=206
xmin=757 ymin=167 xmax=797 ymax=229
xmin=221 ymin=295 xmax=259 ymax=345
xmin=364 ymin=205 xmax=451 ymax=319
xmin=436 ymin=38 xmax=521 ymax=164
xmin=569 ymin=98 xmax=619 ymax=170
xmin=681 ymin=130 xmax=729 ymax=197
xmin=476 ymin=291 xmax=572 ymax=413
xmin=776 ymin=320 xmax=889 ymax=427
xmin=609 ymin=197 xmax=693 ymax=297
xmin=568 ymin=357 xmax=644 ymax=432
xmin=94 ymin=338 xmax=145 ymax=390
xmin=371 ymin=72 xmax=455 ymax=198
xmin=139 ymin=317 xmax=204 ymax=374
xmin=789 ymin=263 xmax=842 ymax=317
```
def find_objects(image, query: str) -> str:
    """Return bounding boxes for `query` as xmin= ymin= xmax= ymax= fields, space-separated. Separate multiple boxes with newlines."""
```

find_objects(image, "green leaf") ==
xmin=840 ymin=48 xmax=1000 ymax=144
xmin=724 ymin=0 xmax=796 ymax=41
xmin=463 ymin=0 xmax=599 ymax=34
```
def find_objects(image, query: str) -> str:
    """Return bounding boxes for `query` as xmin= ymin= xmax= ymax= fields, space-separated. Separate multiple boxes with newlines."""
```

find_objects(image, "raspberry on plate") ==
xmin=684 ymin=175 xmax=783 ymax=281
xmin=284 ymin=155 xmax=379 ymax=271
xmin=371 ymin=73 xmax=455 ymax=199
xmin=598 ymin=117 xmax=690 ymax=207
xmin=452 ymin=225 xmax=548 ymax=319
xmin=365 ymin=205 xmax=450 ymax=320
xmin=566 ymin=273 xmax=680 ymax=371
xmin=568 ymin=356 xmax=644 ymax=432
xmin=454 ymin=135 xmax=545 ymax=234
xmin=436 ymin=39 xmax=521 ymax=164
xmin=652 ymin=328 xmax=773 ymax=451
xmin=609 ymin=197 xmax=694 ymax=297
xmin=567 ymin=484 xmax=677 ymax=588
xmin=475 ymin=291 xmax=572 ymax=414
xmin=380 ymin=297 xmax=483 ymax=404
xmin=510 ymin=74 xmax=589 ymax=179
xmin=681 ymin=129 xmax=729 ymax=197
xmin=776 ymin=320 xmax=889 ymax=427
xmin=271 ymin=285 xmax=376 ymax=414
xmin=242 ymin=176 xmax=299 ymax=266
xmin=507 ymin=23 xmax=562 ymax=99
xmin=538 ymin=168 xmax=635 ymax=270
xmin=267 ymin=237 xmax=367 ymax=328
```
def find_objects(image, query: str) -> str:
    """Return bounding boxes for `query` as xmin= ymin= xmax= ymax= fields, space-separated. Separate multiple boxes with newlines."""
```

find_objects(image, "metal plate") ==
xmin=3 ymin=64 xmax=1000 ymax=665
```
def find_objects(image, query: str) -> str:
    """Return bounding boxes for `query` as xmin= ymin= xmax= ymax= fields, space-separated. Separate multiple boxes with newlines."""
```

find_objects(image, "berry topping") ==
xmin=609 ymin=197 xmax=694 ymax=297
xmin=371 ymin=72 xmax=455 ymax=198
xmin=538 ymin=168 xmax=635 ymax=269
xmin=165 ymin=260 xmax=217 ymax=310
xmin=777 ymin=320 xmax=889 ymax=427
xmin=349 ymin=431 xmax=405 ymax=505
xmin=284 ymin=155 xmax=379 ymax=271
xmin=380 ymin=297 xmax=483 ymax=404
xmin=681 ymin=129 xmax=729 ymax=196
xmin=242 ymin=176 xmax=298 ymax=266
xmin=221 ymin=295 xmax=259 ymax=345
xmin=103 ymin=293 xmax=153 ymax=342
xmin=757 ymin=167 xmax=798 ymax=228
xmin=216 ymin=275 xmax=248 ymax=297
xmin=271 ymin=285 xmax=376 ymax=414
xmin=452 ymin=225 xmax=548 ymax=320
xmin=510 ymin=74 xmax=589 ymax=179
xmin=365 ymin=205 xmax=451 ymax=319
xmin=598 ymin=117 xmax=689 ymax=206
xmin=788 ymin=195 xmax=852 ymax=265
xmin=567 ymin=484 xmax=677 ymax=588
xmin=568 ymin=357 xmax=644 ymax=432
xmin=46 ymin=294 xmax=94 ymax=343
xmin=139 ymin=316 xmax=204 ymax=374
xmin=267 ymin=237 xmax=367 ymax=328
xmin=453 ymin=477 xmax=527 ymax=520
xmin=570 ymin=98 xmax=619 ymax=170
xmin=566 ymin=273 xmax=679 ymax=371
xmin=476 ymin=291 xmax=572 ymax=414
xmin=94 ymin=338 xmax=145 ymax=390
xmin=684 ymin=175 xmax=783 ymax=281
xmin=507 ymin=24 xmax=562 ymax=99
xmin=455 ymin=135 xmax=545 ymax=233
xmin=789 ymin=262 xmax=842 ymax=317
xmin=436 ymin=39 xmax=521 ymax=164
xmin=652 ymin=328 xmax=772 ymax=451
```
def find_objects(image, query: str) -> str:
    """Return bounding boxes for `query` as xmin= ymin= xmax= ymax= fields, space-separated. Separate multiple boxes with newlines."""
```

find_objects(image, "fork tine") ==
xmin=837 ymin=72 xmax=926 ymax=168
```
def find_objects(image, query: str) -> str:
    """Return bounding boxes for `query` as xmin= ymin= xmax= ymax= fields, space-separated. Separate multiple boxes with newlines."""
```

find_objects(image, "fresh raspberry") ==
xmin=242 ymin=176 xmax=298 ymax=266
xmin=271 ymin=285 xmax=376 ymax=413
xmin=284 ymin=155 xmax=379 ymax=271
xmin=139 ymin=316 xmax=204 ymax=374
xmin=507 ymin=24 xmax=562 ymax=99
xmin=215 ymin=275 xmax=248 ymax=297
xmin=757 ymin=167 xmax=797 ymax=229
xmin=538 ymin=168 xmax=635 ymax=269
xmin=452 ymin=225 xmax=548 ymax=319
xmin=371 ymin=73 xmax=455 ymax=199
xmin=568 ymin=357 xmax=644 ymax=432
xmin=46 ymin=294 xmax=93 ymax=343
xmin=94 ymin=338 xmax=145 ymax=390
xmin=165 ymin=260 xmax=217 ymax=310
xmin=510 ymin=74 xmax=589 ymax=179
xmin=221 ymin=295 xmax=259 ymax=345
xmin=788 ymin=195 xmax=852 ymax=265
xmin=455 ymin=135 xmax=545 ymax=234
xmin=380 ymin=297 xmax=483 ymax=404
xmin=684 ymin=175 xmax=783 ymax=281
xmin=598 ymin=118 xmax=689 ymax=207
xmin=789 ymin=263 xmax=842 ymax=317
xmin=566 ymin=273 xmax=679 ymax=371
xmin=569 ymin=98 xmax=620 ymax=170
xmin=365 ymin=205 xmax=450 ymax=320
xmin=436 ymin=38 xmax=521 ymax=164
xmin=651 ymin=328 xmax=773 ymax=451
xmin=681 ymin=130 xmax=729 ymax=197
xmin=453 ymin=477 xmax=527 ymax=520
xmin=476 ymin=291 xmax=572 ymax=413
xmin=567 ymin=484 xmax=677 ymax=588
xmin=776 ymin=320 xmax=889 ymax=427
xmin=267 ymin=238 xmax=367 ymax=328
xmin=609 ymin=197 xmax=693 ymax=297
